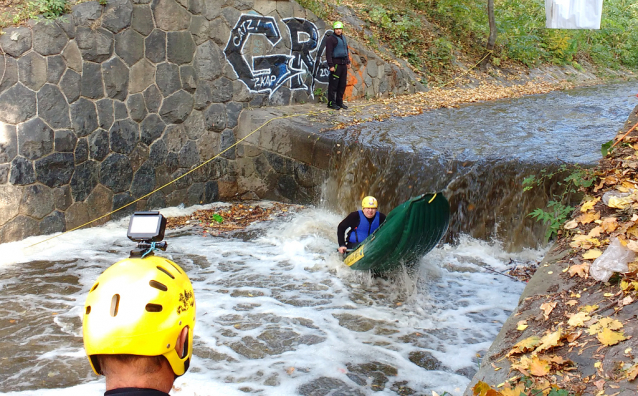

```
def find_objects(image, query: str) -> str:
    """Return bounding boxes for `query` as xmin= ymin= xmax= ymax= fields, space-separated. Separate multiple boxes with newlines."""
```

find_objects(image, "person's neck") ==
xmin=105 ymin=367 xmax=174 ymax=393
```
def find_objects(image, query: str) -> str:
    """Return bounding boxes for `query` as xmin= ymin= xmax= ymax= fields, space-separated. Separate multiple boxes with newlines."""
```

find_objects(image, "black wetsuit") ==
xmin=337 ymin=211 xmax=386 ymax=249
xmin=105 ymin=388 xmax=169 ymax=396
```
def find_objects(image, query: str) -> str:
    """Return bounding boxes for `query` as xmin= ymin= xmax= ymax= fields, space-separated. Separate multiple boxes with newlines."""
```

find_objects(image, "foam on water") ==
xmin=0 ymin=203 xmax=542 ymax=395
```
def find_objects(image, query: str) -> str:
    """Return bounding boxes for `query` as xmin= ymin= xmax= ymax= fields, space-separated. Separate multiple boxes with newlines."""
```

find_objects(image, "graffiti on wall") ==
xmin=224 ymin=14 xmax=331 ymax=98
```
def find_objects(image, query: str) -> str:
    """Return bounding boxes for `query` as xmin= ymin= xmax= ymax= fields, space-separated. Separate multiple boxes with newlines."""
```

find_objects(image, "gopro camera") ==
xmin=128 ymin=211 xmax=168 ymax=257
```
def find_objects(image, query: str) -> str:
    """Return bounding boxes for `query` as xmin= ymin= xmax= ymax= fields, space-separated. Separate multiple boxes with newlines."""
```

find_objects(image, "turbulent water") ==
xmin=1 ymin=81 xmax=636 ymax=395
xmin=0 ymin=203 xmax=540 ymax=396
xmin=325 ymin=81 xmax=638 ymax=249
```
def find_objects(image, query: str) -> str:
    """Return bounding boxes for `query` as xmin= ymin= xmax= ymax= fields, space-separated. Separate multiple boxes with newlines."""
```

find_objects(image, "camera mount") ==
xmin=127 ymin=211 xmax=168 ymax=258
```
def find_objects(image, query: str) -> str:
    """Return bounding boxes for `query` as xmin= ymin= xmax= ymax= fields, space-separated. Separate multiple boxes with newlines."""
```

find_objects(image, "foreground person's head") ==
xmin=83 ymin=256 xmax=196 ymax=393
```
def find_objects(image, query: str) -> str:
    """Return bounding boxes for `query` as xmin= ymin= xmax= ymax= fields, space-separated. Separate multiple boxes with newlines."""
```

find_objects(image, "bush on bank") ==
xmin=299 ymin=0 xmax=638 ymax=81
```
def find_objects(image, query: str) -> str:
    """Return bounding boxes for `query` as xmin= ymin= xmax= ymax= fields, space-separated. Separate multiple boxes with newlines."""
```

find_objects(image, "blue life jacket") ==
xmin=332 ymin=34 xmax=348 ymax=58
xmin=348 ymin=211 xmax=380 ymax=244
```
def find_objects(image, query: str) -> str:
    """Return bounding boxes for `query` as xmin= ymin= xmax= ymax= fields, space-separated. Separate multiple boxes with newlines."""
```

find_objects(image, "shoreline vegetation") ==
xmin=298 ymin=0 xmax=638 ymax=85
xmin=467 ymin=108 xmax=638 ymax=394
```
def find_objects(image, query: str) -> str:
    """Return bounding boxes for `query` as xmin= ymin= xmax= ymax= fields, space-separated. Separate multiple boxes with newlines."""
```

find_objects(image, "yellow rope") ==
xmin=25 ymin=104 xmax=368 ymax=248
xmin=24 ymin=50 xmax=494 ymax=249
xmin=436 ymin=50 xmax=493 ymax=89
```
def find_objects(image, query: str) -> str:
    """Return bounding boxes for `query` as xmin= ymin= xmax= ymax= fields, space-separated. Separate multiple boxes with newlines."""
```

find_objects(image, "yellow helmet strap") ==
xmin=89 ymin=355 xmax=103 ymax=375
xmin=165 ymin=326 xmax=192 ymax=376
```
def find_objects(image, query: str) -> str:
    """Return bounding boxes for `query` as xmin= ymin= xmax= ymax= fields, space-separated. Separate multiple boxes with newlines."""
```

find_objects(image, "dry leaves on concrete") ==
xmin=474 ymin=121 xmax=638 ymax=394
xmin=326 ymin=80 xmax=575 ymax=131
xmin=166 ymin=202 xmax=302 ymax=236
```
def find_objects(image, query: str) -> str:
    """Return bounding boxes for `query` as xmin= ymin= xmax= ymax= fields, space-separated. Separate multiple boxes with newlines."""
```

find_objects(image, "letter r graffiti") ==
xmin=283 ymin=18 xmax=319 ymax=91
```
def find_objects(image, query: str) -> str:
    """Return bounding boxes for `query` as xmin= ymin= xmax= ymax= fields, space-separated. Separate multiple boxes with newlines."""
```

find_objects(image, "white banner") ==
xmin=545 ymin=0 xmax=604 ymax=29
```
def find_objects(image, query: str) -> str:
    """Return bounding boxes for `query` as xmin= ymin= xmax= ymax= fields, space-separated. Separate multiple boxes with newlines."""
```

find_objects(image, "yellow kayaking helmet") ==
xmin=83 ymin=255 xmax=195 ymax=377
xmin=333 ymin=21 xmax=344 ymax=29
xmin=362 ymin=196 xmax=378 ymax=209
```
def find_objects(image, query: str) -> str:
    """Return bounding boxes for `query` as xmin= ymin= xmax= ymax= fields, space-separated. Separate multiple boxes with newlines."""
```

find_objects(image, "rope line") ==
xmin=611 ymin=119 xmax=638 ymax=149
xmin=436 ymin=50 xmax=493 ymax=89
xmin=25 ymin=51 xmax=494 ymax=249
xmin=26 ymin=105 xmax=367 ymax=249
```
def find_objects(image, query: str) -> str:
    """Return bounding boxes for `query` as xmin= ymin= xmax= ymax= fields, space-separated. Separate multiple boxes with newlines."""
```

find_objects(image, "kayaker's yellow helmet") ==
xmin=362 ymin=196 xmax=378 ymax=209
xmin=83 ymin=256 xmax=195 ymax=377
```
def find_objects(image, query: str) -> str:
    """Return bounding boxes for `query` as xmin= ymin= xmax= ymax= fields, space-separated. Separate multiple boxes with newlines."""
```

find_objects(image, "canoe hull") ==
xmin=343 ymin=193 xmax=450 ymax=274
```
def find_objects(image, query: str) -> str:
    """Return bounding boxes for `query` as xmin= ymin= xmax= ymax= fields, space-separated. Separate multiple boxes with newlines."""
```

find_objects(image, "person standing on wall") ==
xmin=326 ymin=21 xmax=351 ymax=111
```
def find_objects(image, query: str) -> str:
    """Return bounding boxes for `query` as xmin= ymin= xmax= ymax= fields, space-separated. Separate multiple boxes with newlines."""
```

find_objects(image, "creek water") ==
xmin=0 ymin=81 xmax=636 ymax=396
xmin=326 ymin=81 xmax=638 ymax=249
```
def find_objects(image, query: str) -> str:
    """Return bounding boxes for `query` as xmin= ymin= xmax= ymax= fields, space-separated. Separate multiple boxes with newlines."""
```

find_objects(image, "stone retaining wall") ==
xmin=0 ymin=0 xmax=423 ymax=243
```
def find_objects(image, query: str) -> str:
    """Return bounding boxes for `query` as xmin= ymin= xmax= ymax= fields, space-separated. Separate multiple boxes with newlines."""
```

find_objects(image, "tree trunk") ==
xmin=480 ymin=0 xmax=497 ymax=70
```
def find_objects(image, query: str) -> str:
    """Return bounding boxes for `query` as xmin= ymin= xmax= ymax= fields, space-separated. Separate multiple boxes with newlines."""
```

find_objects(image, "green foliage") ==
xmin=529 ymin=201 xmax=575 ymax=242
xmin=521 ymin=375 xmax=534 ymax=388
xmin=427 ymin=37 xmax=455 ymax=73
xmin=419 ymin=0 xmax=638 ymax=70
xmin=295 ymin=0 xmax=332 ymax=19
xmin=1 ymin=0 xmax=67 ymax=29
xmin=601 ymin=139 xmax=614 ymax=157
xmin=547 ymin=389 xmax=569 ymax=396
xmin=524 ymin=164 xmax=596 ymax=241
xmin=210 ymin=213 xmax=224 ymax=224
xmin=321 ymin=0 xmax=635 ymax=84
xmin=313 ymin=87 xmax=327 ymax=103
xmin=9 ymin=1 xmax=43 ymax=25
xmin=34 ymin=0 xmax=67 ymax=19
xmin=362 ymin=4 xmax=424 ymax=70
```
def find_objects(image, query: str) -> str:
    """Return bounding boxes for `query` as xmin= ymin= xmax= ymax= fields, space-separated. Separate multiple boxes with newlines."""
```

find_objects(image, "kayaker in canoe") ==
xmin=337 ymin=196 xmax=386 ymax=254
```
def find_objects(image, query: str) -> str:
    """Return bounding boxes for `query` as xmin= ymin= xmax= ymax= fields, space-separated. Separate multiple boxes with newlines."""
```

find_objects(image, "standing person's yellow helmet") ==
xmin=83 ymin=256 xmax=196 ymax=376
xmin=362 ymin=196 xmax=378 ymax=209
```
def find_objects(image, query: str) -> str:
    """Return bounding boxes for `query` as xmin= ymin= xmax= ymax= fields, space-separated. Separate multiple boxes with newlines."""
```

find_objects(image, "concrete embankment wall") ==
xmin=0 ymin=0 xmax=423 ymax=243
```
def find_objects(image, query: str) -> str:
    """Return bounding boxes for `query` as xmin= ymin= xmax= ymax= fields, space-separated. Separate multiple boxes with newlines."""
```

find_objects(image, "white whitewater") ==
xmin=0 ymin=203 xmax=543 ymax=396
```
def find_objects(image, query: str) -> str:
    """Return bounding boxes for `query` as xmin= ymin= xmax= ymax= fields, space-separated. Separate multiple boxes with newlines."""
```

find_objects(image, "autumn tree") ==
xmin=480 ymin=0 xmax=497 ymax=70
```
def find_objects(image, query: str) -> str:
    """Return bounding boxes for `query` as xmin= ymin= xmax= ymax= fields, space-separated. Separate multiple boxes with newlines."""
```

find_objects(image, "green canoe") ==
xmin=343 ymin=193 xmax=450 ymax=274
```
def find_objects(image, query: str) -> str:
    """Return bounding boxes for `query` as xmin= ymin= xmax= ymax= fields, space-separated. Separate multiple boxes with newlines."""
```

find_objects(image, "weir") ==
xmin=0 ymin=0 xmax=423 ymax=243
xmin=239 ymin=81 xmax=637 ymax=251
xmin=0 ymin=0 xmax=637 ymax=393
xmin=0 ymin=83 xmax=635 ymax=395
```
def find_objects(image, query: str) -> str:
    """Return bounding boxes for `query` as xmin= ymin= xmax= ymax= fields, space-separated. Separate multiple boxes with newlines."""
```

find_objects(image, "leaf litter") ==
xmin=308 ymin=79 xmax=578 ymax=133
xmin=166 ymin=202 xmax=303 ymax=236
xmin=473 ymin=116 xmax=638 ymax=393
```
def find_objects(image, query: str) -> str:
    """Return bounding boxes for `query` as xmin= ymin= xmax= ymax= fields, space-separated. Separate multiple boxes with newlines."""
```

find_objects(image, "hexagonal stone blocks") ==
xmin=0 ymin=27 xmax=32 ymax=57
xmin=38 ymin=84 xmax=71 ymax=129
xmin=0 ymin=83 xmax=36 ymax=124
xmin=18 ymin=118 xmax=54 ymax=161
xmin=32 ymin=21 xmax=68 ymax=56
